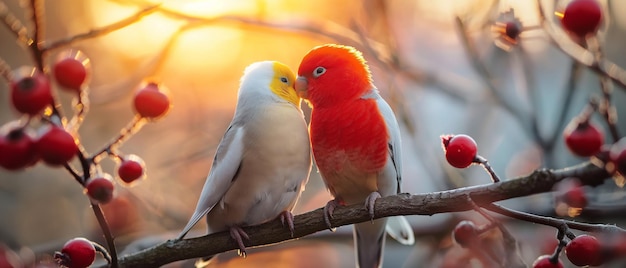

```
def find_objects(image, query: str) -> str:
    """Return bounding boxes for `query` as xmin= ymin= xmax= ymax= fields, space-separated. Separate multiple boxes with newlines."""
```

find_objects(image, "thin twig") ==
xmin=90 ymin=116 xmax=144 ymax=161
xmin=475 ymin=155 xmax=501 ymax=183
xmin=0 ymin=1 xmax=31 ymax=45
xmin=28 ymin=0 xmax=44 ymax=70
xmin=43 ymin=5 xmax=160 ymax=51
xmin=586 ymin=36 xmax=620 ymax=142
xmin=93 ymin=241 xmax=113 ymax=265
xmin=91 ymin=203 xmax=118 ymax=268
xmin=482 ymin=203 xmax=621 ymax=235
xmin=0 ymin=56 xmax=13 ymax=81
xmin=468 ymin=196 xmax=524 ymax=268
xmin=63 ymin=163 xmax=83 ymax=185
xmin=67 ymin=90 xmax=90 ymax=133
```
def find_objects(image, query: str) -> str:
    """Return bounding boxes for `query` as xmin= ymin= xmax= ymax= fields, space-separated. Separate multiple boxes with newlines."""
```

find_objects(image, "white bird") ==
xmin=177 ymin=61 xmax=312 ymax=257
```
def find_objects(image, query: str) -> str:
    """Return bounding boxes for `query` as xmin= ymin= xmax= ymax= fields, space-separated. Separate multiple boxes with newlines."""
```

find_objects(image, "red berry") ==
xmin=442 ymin=134 xmax=478 ymax=168
xmin=505 ymin=21 xmax=521 ymax=40
xmin=117 ymin=155 xmax=145 ymax=184
xmin=53 ymin=57 xmax=88 ymax=91
xmin=565 ymin=234 xmax=603 ymax=266
xmin=0 ymin=126 xmax=38 ymax=170
xmin=532 ymin=255 xmax=564 ymax=268
xmin=10 ymin=68 xmax=52 ymax=115
xmin=554 ymin=179 xmax=588 ymax=208
xmin=57 ymin=238 xmax=96 ymax=268
xmin=609 ymin=234 xmax=626 ymax=258
xmin=133 ymin=83 xmax=171 ymax=119
xmin=562 ymin=186 xmax=588 ymax=208
xmin=564 ymin=120 xmax=603 ymax=157
xmin=36 ymin=126 xmax=78 ymax=166
xmin=85 ymin=175 xmax=115 ymax=204
xmin=560 ymin=0 xmax=603 ymax=38
xmin=452 ymin=220 xmax=478 ymax=247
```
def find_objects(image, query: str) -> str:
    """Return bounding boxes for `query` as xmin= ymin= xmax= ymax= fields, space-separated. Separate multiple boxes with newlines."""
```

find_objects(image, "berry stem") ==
xmin=586 ymin=36 xmax=620 ymax=142
xmin=91 ymin=203 xmax=118 ymax=268
xmin=467 ymin=195 xmax=522 ymax=267
xmin=67 ymin=90 xmax=90 ymax=133
xmin=474 ymin=155 xmax=501 ymax=183
xmin=92 ymin=241 xmax=112 ymax=265
xmin=547 ymin=229 xmax=569 ymax=264
xmin=25 ymin=0 xmax=66 ymax=121
xmin=521 ymin=24 xmax=543 ymax=32
xmin=27 ymin=0 xmax=44 ymax=71
xmin=63 ymin=163 xmax=83 ymax=185
xmin=548 ymin=239 xmax=566 ymax=264
xmin=77 ymin=149 xmax=92 ymax=185
xmin=90 ymin=115 xmax=144 ymax=161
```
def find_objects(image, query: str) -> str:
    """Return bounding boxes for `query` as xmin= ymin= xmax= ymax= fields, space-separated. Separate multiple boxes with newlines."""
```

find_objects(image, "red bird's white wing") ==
xmin=364 ymin=88 xmax=416 ymax=246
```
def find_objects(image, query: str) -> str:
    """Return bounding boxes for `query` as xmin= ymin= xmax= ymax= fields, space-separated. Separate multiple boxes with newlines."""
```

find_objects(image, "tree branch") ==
xmin=114 ymin=162 xmax=610 ymax=267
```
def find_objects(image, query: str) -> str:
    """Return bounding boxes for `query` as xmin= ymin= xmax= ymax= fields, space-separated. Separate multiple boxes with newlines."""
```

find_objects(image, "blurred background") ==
xmin=1 ymin=0 xmax=626 ymax=267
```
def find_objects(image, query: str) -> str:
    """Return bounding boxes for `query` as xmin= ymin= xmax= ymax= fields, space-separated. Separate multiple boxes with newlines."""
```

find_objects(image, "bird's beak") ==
xmin=295 ymin=76 xmax=309 ymax=99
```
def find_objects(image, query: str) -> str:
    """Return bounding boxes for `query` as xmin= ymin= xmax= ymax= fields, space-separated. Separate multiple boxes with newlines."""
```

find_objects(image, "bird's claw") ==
xmin=323 ymin=199 xmax=340 ymax=232
xmin=365 ymin=192 xmax=382 ymax=223
xmin=280 ymin=211 xmax=295 ymax=237
xmin=229 ymin=226 xmax=250 ymax=258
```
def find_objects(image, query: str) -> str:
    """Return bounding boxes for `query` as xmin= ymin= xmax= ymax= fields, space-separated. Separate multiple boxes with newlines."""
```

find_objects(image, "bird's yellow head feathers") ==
xmin=269 ymin=61 xmax=299 ymax=107
xmin=239 ymin=61 xmax=300 ymax=108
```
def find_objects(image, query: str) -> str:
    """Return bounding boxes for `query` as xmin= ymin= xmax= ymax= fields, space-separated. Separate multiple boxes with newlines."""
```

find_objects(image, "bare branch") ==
xmin=0 ymin=56 xmax=13 ymax=81
xmin=115 ymin=162 xmax=612 ymax=267
xmin=0 ymin=1 xmax=31 ymax=45
xmin=42 ymin=5 xmax=160 ymax=51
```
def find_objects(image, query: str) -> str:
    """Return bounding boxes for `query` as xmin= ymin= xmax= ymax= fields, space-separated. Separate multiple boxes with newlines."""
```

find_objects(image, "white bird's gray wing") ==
xmin=177 ymin=124 xmax=246 ymax=240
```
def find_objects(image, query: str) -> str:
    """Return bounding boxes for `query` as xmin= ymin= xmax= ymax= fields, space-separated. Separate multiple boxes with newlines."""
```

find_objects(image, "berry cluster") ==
xmin=1 ymin=53 xmax=171 ymax=197
xmin=447 ymin=1 xmax=626 ymax=266
xmin=1 ymin=50 xmax=171 ymax=266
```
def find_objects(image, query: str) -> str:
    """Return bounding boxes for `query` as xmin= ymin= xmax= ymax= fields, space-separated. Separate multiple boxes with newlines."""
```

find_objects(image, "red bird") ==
xmin=296 ymin=44 xmax=413 ymax=268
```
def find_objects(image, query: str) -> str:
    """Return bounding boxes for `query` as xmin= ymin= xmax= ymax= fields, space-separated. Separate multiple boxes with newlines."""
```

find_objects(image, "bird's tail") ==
xmin=354 ymin=218 xmax=387 ymax=268
xmin=385 ymin=216 xmax=415 ymax=245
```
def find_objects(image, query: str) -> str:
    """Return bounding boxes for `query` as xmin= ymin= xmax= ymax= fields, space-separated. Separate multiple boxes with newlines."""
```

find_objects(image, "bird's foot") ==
xmin=323 ymin=199 xmax=341 ymax=232
xmin=279 ymin=210 xmax=295 ymax=237
xmin=229 ymin=226 xmax=250 ymax=257
xmin=364 ymin=192 xmax=382 ymax=223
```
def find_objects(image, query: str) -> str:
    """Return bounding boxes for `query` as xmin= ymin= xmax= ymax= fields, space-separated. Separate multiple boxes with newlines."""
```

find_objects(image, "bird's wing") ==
xmin=366 ymin=89 xmax=402 ymax=193
xmin=365 ymin=89 xmax=416 ymax=246
xmin=177 ymin=124 xmax=246 ymax=239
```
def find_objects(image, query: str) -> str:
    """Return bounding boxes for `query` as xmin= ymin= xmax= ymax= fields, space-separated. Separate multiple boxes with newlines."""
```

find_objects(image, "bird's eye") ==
xmin=313 ymin=67 xmax=326 ymax=78
xmin=280 ymin=77 xmax=288 ymax=83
